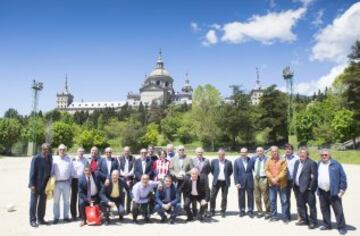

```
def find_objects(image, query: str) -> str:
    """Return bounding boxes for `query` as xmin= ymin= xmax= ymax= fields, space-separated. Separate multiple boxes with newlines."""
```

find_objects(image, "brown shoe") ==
xmin=79 ymin=221 xmax=86 ymax=227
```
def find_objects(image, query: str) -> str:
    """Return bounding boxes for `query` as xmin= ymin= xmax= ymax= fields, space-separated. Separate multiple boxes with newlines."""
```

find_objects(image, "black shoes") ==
xmin=320 ymin=225 xmax=332 ymax=230
xmin=248 ymin=211 xmax=254 ymax=218
xmin=160 ymin=217 xmax=167 ymax=223
xmin=63 ymin=218 xmax=71 ymax=223
xmin=239 ymin=211 xmax=245 ymax=217
xmin=38 ymin=219 xmax=50 ymax=225
xmin=186 ymin=217 xmax=193 ymax=222
xmin=104 ymin=220 xmax=110 ymax=226
xmin=53 ymin=219 xmax=59 ymax=224
xmin=221 ymin=212 xmax=226 ymax=218
xmin=308 ymin=223 xmax=317 ymax=229
xmin=30 ymin=221 xmax=38 ymax=228
xmin=169 ymin=219 xmax=175 ymax=224
xmin=339 ymin=228 xmax=347 ymax=235
xmin=296 ymin=220 xmax=308 ymax=226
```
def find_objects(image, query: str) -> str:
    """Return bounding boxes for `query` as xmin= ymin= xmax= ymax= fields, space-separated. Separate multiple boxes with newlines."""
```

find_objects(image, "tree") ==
xmin=21 ymin=117 xmax=46 ymax=145
xmin=218 ymin=91 xmax=254 ymax=148
xmin=142 ymin=123 xmax=160 ymax=146
xmin=75 ymin=129 xmax=107 ymax=151
xmin=0 ymin=118 xmax=22 ymax=154
xmin=191 ymin=84 xmax=222 ymax=150
xmin=119 ymin=118 xmax=146 ymax=153
xmin=258 ymin=85 xmax=288 ymax=144
xmin=160 ymin=108 xmax=182 ymax=141
xmin=4 ymin=108 xmax=23 ymax=121
xmin=331 ymin=108 xmax=358 ymax=148
xmin=295 ymin=111 xmax=315 ymax=145
xmin=51 ymin=121 xmax=74 ymax=149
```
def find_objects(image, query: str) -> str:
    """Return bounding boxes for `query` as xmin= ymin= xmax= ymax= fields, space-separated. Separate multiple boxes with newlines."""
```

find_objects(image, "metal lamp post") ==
xmin=27 ymin=80 xmax=43 ymax=155
xmin=282 ymin=66 xmax=295 ymax=145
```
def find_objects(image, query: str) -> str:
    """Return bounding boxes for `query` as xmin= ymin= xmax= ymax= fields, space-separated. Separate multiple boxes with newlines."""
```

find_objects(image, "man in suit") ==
xmin=317 ymin=149 xmax=347 ymax=235
xmin=252 ymin=146 xmax=270 ymax=219
xmin=192 ymin=147 xmax=211 ymax=177
xmin=28 ymin=143 xmax=53 ymax=227
xmin=182 ymin=168 xmax=210 ymax=222
xmin=166 ymin=143 xmax=176 ymax=160
xmin=209 ymin=148 xmax=233 ymax=217
xmin=98 ymin=147 xmax=118 ymax=184
xmin=134 ymin=148 xmax=154 ymax=182
xmin=78 ymin=166 xmax=101 ymax=227
xmin=234 ymin=147 xmax=254 ymax=217
xmin=154 ymin=175 xmax=181 ymax=224
xmin=100 ymin=170 xmax=131 ymax=225
xmin=169 ymin=145 xmax=193 ymax=193
xmin=293 ymin=147 xmax=318 ymax=229
xmin=88 ymin=146 xmax=100 ymax=174
xmin=117 ymin=146 xmax=135 ymax=213
xmin=265 ymin=145 xmax=289 ymax=223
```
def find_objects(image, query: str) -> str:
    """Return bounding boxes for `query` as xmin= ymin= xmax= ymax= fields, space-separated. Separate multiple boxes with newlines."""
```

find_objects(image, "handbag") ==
xmin=85 ymin=203 xmax=102 ymax=225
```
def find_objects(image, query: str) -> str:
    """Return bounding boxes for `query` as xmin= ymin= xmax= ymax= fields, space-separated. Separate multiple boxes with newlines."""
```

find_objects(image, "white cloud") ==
xmin=292 ymin=63 xmax=347 ymax=95
xmin=219 ymin=7 xmax=306 ymax=45
xmin=190 ymin=22 xmax=200 ymax=33
xmin=311 ymin=9 xmax=324 ymax=27
xmin=311 ymin=2 xmax=360 ymax=62
xmin=203 ymin=30 xmax=218 ymax=46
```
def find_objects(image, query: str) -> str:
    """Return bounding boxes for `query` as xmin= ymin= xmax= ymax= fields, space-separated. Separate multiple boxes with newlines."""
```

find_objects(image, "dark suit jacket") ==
xmin=28 ymin=153 xmax=53 ymax=194
xmin=99 ymin=178 xmax=131 ymax=203
xmin=134 ymin=157 xmax=153 ymax=182
xmin=181 ymin=174 xmax=210 ymax=201
xmin=117 ymin=155 xmax=135 ymax=178
xmin=193 ymin=157 xmax=211 ymax=176
xmin=234 ymin=157 xmax=254 ymax=189
xmin=98 ymin=157 xmax=119 ymax=182
xmin=78 ymin=173 xmax=101 ymax=204
xmin=155 ymin=184 xmax=180 ymax=206
xmin=293 ymin=158 xmax=318 ymax=193
xmin=210 ymin=159 xmax=233 ymax=187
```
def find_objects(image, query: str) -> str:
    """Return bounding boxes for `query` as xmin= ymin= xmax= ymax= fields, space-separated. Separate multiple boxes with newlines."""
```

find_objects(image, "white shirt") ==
xmin=318 ymin=161 xmax=331 ymax=191
xmin=191 ymin=180 xmax=198 ymax=196
xmin=242 ymin=158 xmax=248 ymax=170
xmin=218 ymin=160 xmax=226 ymax=181
xmin=295 ymin=161 xmax=304 ymax=186
xmin=106 ymin=159 xmax=112 ymax=175
xmin=73 ymin=156 xmax=88 ymax=178
xmin=89 ymin=175 xmax=98 ymax=196
xmin=124 ymin=158 xmax=129 ymax=174
xmin=142 ymin=159 xmax=146 ymax=174
xmin=285 ymin=154 xmax=299 ymax=180
xmin=253 ymin=156 xmax=266 ymax=177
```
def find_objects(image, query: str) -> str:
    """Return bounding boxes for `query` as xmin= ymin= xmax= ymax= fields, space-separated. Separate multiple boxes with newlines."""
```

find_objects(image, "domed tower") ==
xmin=140 ymin=50 xmax=175 ymax=105
xmin=56 ymin=74 xmax=74 ymax=110
xmin=174 ymin=73 xmax=193 ymax=104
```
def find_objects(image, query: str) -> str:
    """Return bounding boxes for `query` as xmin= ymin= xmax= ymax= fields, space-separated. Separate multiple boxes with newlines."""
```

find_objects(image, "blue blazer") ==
xmin=318 ymin=159 xmax=347 ymax=197
xmin=210 ymin=159 xmax=233 ymax=187
xmin=234 ymin=157 xmax=254 ymax=189
xmin=78 ymin=173 xmax=101 ymax=204
xmin=155 ymin=184 xmax=179 ymax=207
xmin=28 ymin=153 xmax=53 ymax=194
xmin=134 ymin=157 xmax=153 ymax=182
xmin=97 ymin=157 xmax=119 ymax=182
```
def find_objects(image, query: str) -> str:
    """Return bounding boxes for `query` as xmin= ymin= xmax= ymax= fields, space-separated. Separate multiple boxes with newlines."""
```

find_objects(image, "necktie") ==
xmin=87 ymin=177 xmax=91 ymax=201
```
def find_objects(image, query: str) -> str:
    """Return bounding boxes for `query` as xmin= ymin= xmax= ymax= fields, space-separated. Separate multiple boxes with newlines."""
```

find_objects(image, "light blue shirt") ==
xmin=132 ymin=181 xmax=158 ymax=204
xmin=285 ymin=154 xmax=299 ymax=180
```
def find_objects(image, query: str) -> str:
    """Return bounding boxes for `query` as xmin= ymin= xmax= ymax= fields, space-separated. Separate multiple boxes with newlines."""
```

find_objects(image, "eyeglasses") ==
xmin=106 ymin=151 xmax=112 ymax=153
xmin=178 ymin=149 xmax=185 ymax=151
xmin=321 ymin=154 xmax=328 ymax=156
xmin=59 ymin=149 xmax=65 ymax=151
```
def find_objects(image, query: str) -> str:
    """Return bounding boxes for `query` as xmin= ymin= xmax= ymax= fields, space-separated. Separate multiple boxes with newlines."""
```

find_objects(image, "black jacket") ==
xmin=181 ymin=174 xmax=210 ymax=201
xmin=293 ymin=158 xmax=318 ymax=193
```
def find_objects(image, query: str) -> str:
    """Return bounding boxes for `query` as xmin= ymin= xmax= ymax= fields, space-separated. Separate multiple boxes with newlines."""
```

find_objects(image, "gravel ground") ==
xmin=0 ymin=156 xmax=358 ymax=236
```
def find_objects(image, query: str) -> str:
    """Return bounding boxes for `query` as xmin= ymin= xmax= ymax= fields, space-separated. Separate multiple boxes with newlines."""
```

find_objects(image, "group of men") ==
xmin=28 ymin=143 xmax=348 ymax=234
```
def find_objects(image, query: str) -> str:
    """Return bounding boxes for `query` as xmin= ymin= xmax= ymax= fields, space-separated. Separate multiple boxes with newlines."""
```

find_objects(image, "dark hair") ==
xmin=284 ymin=144 xmax=294 ymax=150
xmin=164 ymin=175 xmax=173 ymax=181
xmin=158 ymin=149 xmax=166 ymax=157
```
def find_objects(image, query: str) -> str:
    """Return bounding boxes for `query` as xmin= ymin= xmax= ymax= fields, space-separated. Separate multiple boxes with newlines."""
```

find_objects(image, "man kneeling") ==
xmin=78 ymin=166 xmax=101 ymax=226
xmin=132 ymin=174 xmax=158 ymax=223
xmin=182 ymin=168 xmax=210 ymax=222
xmin=100 ymin=170 xmax=131 ymax=225
xmin=155 ymin=175 xmax=181 ymax=224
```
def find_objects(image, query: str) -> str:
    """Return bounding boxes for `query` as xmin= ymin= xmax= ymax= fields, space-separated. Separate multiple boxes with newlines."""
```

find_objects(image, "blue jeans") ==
xmin=155 ymin=203 xmax=181 ymax=220
xmin=53 ymin=180 xmax=71 ymax=220
xmin=269 ymin=185 xmax=288 ymax=220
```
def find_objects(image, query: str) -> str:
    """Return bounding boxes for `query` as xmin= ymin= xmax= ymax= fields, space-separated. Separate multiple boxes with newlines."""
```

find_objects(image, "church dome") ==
xmin=145 ymin=50 xmax=173 ymax=84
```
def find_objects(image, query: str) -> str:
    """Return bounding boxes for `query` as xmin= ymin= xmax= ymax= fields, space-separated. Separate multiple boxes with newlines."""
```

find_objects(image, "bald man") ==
xmin=182 ymin=168 xmax=210 ymax=222
xmin=100 ymin=170 xmax=131 ymax=225
xmin=192 ymin=147 xmax=211 ymax=176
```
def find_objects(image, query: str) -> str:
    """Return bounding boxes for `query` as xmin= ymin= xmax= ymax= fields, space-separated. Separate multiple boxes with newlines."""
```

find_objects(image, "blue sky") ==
xmin=1 ymin=0 xmax=359 ymax=116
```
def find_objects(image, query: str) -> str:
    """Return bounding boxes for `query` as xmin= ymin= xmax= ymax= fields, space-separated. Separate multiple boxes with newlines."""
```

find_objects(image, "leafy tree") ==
xmin=331 ymin=108 xmax=358 ymax=148
xmin=21 ymin=117 xmax=45 ymax=145
xmin=119 ymin=118 xmax=146 ymax=153
xmin=142 ymin=123 xmax=160 ymax=146
xmin=75 ymin=129 xmax=107 ymax=151
xmin=191 ymin=84 xmax=222 ymax=150
xmin=44 ymin=109 xmax=62 ymax=122
xmin=160 ymin=108 xmax=182 ymax=141
xmin=0 ymin=118 xmax=22 ymax=154
xmin=51 ymin=121 xmax=74 ymax=149
xmin=4 ymin=108 xmax=23 ymax=121
xmin=295 ymin=111 xmax=315 ymax=145
xmin=258 ymin=85 xmax=288 ymax=144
